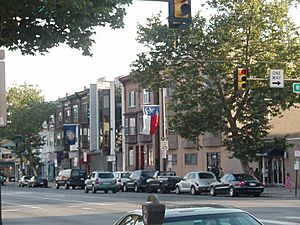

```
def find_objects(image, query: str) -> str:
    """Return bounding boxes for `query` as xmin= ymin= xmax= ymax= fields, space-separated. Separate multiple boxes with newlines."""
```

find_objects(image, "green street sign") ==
xmin=293 ymin=83 xmax=300 ymax=93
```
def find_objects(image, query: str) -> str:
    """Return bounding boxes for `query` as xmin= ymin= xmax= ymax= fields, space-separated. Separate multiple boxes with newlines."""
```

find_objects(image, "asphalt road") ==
xmin=1 ymin=185 xmax=300 ymax=225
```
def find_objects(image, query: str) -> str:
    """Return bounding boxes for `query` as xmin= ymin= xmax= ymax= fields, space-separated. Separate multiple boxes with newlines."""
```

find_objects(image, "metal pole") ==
xmin=295 ymin=170 xmax=298 ymax=197
xmin=0 ymin=179 xmax=2 ymax=225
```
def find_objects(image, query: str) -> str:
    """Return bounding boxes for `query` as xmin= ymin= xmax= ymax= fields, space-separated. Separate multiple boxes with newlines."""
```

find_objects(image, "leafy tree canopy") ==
xmin=130 ymin=0 xmax=300 ymax=171
xmin=0 ymin=0 xmax=133 ymax=55
xmin=0 ymin=83 xmax=56 ymax=175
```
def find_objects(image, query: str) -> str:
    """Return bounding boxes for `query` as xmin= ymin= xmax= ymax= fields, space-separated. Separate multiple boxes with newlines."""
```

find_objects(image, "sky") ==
xmin=4 ymin=1 xmax=300 ymax=102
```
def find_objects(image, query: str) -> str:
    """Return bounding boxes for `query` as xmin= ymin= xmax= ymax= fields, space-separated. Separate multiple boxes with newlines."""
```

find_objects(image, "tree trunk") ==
xmin=240 ymin=159 xmax=250 ymax=173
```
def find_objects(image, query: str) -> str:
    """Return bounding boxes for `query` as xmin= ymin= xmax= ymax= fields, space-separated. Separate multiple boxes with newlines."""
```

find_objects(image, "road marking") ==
xmin=3 ymin=209 xmax=21 ymax=212
xmin=82 ymin=207 xmax=92 ymax=210
xmin=285 ymin=217 xmax=300 ymax=219
xmin=260 ymin=219 xmax=300 ymax=225
xmin=20 ymin=205 xmax=42 ymax=209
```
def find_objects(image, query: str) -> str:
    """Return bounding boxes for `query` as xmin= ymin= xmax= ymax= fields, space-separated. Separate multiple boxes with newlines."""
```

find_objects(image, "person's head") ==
xmin=287 ymin=173 xmax=290 ymax=176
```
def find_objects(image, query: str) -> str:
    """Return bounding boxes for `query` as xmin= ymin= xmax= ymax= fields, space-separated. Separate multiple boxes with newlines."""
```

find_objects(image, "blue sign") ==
xmin=63 ymin=124 xmax=77 ymax=145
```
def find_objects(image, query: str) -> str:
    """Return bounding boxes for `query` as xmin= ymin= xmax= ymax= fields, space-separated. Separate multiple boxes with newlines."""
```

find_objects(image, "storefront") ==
xmin=258 ymin=148 xmax=284 ymax=186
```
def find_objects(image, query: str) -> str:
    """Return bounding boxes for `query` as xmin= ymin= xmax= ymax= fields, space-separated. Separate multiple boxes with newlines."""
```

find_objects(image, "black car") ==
xmin=122 ymin=170 xmax=155 ymax=192
xmin=55 ymin=169 xmax=87 ymax=189
xmin=0 ymin=172 xmax=7 ymax=185
xmin=28 ymin=176 xmax=48 ymax=188
xmin=209 ymin=173 xmax=264 ymax=197
xmin=145 ymin=171 xmax=182 ymax=194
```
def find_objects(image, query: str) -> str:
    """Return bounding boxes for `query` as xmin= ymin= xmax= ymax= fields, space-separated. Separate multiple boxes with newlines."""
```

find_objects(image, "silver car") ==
xmin=175 ymin=171 xmax=217 ymax=195
xmin=113 ymin=171 xmax=132 ymax=191
xmin=84 ymin=171 xmax=117 ymax=194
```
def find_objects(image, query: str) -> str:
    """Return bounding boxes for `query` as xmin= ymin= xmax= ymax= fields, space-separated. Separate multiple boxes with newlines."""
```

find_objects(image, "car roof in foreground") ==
xmin=125 ymin=204 xmax=245 ymax=217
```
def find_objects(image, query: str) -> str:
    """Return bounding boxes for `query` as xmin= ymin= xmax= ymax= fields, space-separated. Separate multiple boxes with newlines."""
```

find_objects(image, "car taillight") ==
xmin=95 ymin=179 xmax=100 ymax=184
xmin=235 ymin=181 xmax=246 ymax=186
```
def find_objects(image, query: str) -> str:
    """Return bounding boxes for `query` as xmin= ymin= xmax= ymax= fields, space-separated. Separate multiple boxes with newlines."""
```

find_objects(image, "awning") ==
xmin=257 ymin=147 xmax=284 ymax=157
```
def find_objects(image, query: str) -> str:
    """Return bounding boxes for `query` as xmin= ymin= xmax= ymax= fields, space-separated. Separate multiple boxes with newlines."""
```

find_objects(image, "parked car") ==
xmin=113 ymin=194 xmax=263 ymax=225
xmin=0 ymin=172 xmax=7 ymax=185
xmin=55 ymin=168 xmax=87 ymax=189
xmin=209 ymin=173 xmax=264 ymax=197
xmin=113 ymin=171 xmax=132 ymax=191
xmin=145 ymin=171 xmax=182 ymax=193
xmin=175 ymin=171 xmax=217 ymax=195
xmin=84 ymin=171 xmax=117 ymax=193
xmin=28 ymin=176 xmax=48 ymax=188
xmin=123 ymin=170 xmax=155 ymax=192
xmin=18 ymin=175 xmax=32 ymax=187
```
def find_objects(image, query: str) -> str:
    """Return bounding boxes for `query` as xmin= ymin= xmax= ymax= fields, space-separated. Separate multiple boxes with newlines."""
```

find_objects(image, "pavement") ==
xmin=262 ymin=185 xmax=300 ymax=198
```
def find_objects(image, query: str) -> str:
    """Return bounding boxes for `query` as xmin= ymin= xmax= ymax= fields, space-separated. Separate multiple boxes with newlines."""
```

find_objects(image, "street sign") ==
xmin=161 ymin=140 xmax=169 ymax=159
xmin=293 ymin=83 xmax=300 ymax=93
xmin=270 ymin=69 xmax=284 ymax=88
xmin=294 ymin=160 xmax=300 ymax=170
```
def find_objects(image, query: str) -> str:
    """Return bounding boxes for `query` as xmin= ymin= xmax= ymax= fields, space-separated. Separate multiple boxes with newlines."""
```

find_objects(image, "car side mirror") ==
xmin=142 ymin=194 xmax=165 ymax=225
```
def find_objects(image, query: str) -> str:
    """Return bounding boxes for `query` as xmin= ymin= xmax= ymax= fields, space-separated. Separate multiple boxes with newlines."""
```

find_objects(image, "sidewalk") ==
xmin=263 ymin=185 xmax=300 ymax=198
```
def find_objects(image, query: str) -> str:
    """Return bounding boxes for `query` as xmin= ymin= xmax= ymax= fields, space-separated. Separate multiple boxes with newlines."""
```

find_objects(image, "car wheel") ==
xmin=175 ymin=186 xmax=181 ymax=195
xmin=55 ymin=183 xmax=59 ymax=189
xmin=145 ymin=185 xmax=152 ymax=193
xmin=210 ymin=186 xmax=216 ymax=196
xmin=253 ymin=193 xmax=260 ymax=197
xmin=84 ymin=185 xmax=89 ymax=193
xmin=104 ymin=190 xmax=108 ymax=194
xmin=122 ymin=184 xmax=127 ymax=192
xmin=190 ymin=186 xmax=197 ymax=195
xmin=64 ymin=183 xmax=69 ymax=189
xmin=112 ymin=189 xmax=117 ymax=194
xmin=92 ymin=185 xmax=97 ymax=193
xmin=229 ymin=187 xmax=237 ymax=197
xmin=21 ymin=183 xmax=24 ymax=188
xmin=134 ymin=184 xmax=139 ymax=192
xmin=160 ymin=185 xmax=165 ymax=194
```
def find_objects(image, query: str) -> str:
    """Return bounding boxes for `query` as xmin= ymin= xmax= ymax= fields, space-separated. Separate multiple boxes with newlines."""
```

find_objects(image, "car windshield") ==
xmin=198 ymin=172 xmax=215 ymax=179
xmin=98 ymin=173 xmax=114 ymax=178
xmin=141 ymin=171 xmax=155 ymax=178
xmin=235 ymin=174 xmax=257 ymax=181
xmin=164 ymin=212 xmax=261 ymax=225
xmin=121 ymin=173 xmax=131 ymax=178
xmin=160 ymin=171 xmax=176 ymax=176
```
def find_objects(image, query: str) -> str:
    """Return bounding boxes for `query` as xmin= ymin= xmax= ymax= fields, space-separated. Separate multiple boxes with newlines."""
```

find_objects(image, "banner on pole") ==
xmin=142 ymin=105 xmax=160 ymax=135
xmin=63 ymin=124 xmax=77 ymax=145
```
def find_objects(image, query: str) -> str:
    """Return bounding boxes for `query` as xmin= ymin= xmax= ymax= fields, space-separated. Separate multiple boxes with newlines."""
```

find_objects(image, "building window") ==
xmin=128 ymin=147 xmax=134 ymax=166
xmin=172 ymin=154 xmax=177 ymax=165
xmin=58 ymin=112 xmax=62 ymax=123
xmin=146 ymin=145 xmax=153 ymax=166
xmin=185 ymin=153 xmax=197 ymax=165
xmin=73 ymin=105 xmax=79 ymax=120
xmin=83 ymin=104 xmax=88 ymax=119
xmin=128 ymin=91 xmax=136 ymax=107
xmin=125 ymin=117 xmax=136 ymax=135
xmin=143 ymin=89 xmax=151 ymax=104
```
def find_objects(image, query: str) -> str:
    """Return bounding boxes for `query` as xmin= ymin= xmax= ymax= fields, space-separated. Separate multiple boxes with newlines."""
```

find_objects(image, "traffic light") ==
xmin=234 ymin=66 xmax=248 ymax=92
xmin=169 ymin=0 xmax=192 ymax=28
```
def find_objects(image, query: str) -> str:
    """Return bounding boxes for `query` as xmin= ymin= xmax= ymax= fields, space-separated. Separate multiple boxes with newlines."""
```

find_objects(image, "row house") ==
xmin=119 ymin=75 xmax=240 ymax=176
xmin=119 ymin=75 xmax=300 ymax=187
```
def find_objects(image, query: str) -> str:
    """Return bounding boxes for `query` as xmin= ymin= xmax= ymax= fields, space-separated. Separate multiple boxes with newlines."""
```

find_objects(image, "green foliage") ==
xmin=0 ymin=83 xmax=56 ymax=175
xmin=0 ymin=0 xmax=133 ymax=55
xmin=130 ymin=0 xmax=300 ymax=170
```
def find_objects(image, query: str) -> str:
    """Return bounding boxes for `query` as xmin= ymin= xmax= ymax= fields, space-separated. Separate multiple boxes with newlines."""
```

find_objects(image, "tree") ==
xmin=0 ymin=0 xmax=133 ymax=55
xmin=0 ymin=84 xmax=56 ymax=175
xmin=130 ymin=0 xmax=300 ymax=172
